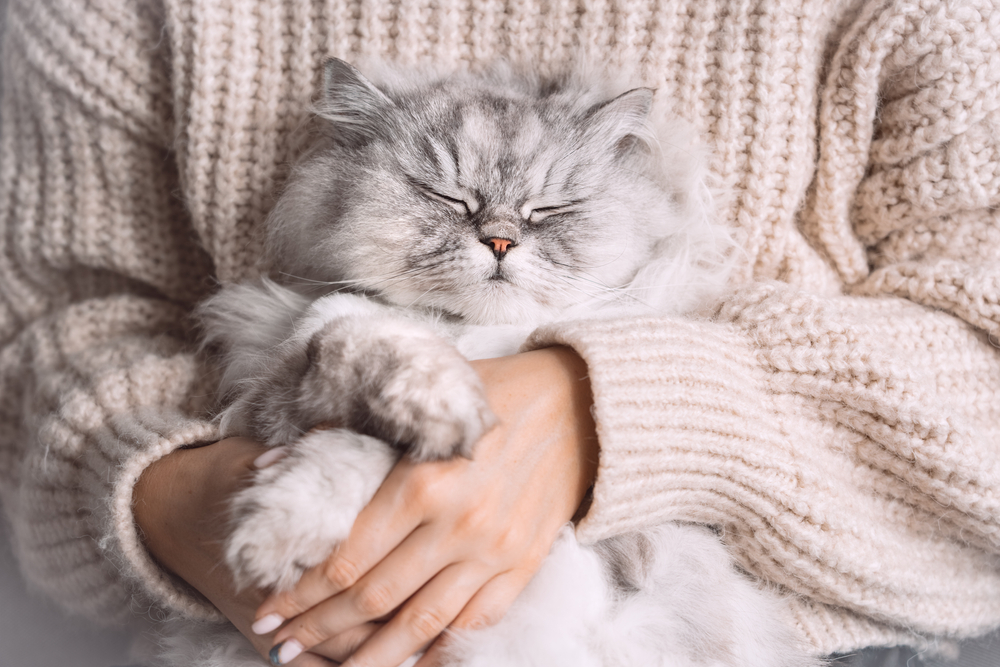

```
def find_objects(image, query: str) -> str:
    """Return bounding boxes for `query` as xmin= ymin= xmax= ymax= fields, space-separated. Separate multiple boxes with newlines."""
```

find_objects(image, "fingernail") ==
xmin=252 ymin=612 xmax=284 ymax=635
xmin=270 ymin=639 xmax=304 ymax=665
xmin=254 ymin=447 xmax=289 ymax=469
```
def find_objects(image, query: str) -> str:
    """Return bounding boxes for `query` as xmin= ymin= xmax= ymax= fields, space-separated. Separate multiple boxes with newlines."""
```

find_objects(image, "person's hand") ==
xmin=133 ymin=437 xmax=340 ymax=666
xmin=252 ymin=346 xmax=599 ymax=667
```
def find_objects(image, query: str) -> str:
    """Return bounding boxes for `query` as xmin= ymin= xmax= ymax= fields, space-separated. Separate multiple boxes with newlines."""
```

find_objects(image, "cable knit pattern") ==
xmin=2 ymin=0 xmax=999 ymax=656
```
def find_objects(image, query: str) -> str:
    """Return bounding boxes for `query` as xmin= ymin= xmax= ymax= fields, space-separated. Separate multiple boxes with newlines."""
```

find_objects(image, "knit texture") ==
xmin=2 ymin=0 xmax=999 ymax=655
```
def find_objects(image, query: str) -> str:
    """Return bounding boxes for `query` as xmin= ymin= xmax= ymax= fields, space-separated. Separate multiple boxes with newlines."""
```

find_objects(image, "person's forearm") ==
xmin=133 ymin=438 xmax=268 ymax=639
xmin=134 ymin=438 xmax=342 ymax=667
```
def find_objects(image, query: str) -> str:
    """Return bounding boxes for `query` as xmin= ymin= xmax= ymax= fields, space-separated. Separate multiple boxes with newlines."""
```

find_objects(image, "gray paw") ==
xmin=303 ymin=317 xmax=496 ymax=461
xmin=225 ymin=430 xmax=397 ymax=591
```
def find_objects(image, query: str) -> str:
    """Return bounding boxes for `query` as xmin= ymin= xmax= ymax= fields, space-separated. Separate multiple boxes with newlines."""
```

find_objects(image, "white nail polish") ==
xmin=253 ymin=447 xmax=289 ymax=469
xmin=251 ymin=612 xmax=284 ymax=635
xmin=278 ymin=639 xmax=304 ymax=664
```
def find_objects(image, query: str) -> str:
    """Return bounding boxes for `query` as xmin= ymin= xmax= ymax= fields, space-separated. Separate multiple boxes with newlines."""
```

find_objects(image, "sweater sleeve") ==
xmin=0 ymin=0 xmax=222 ymax=622
xmin=527 ymin=0 xmax=1000 ymax=653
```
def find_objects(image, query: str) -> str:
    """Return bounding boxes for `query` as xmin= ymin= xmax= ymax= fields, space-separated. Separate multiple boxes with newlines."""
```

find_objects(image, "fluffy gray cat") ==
xmin=165 ymin=59 xmax=816 ymax=667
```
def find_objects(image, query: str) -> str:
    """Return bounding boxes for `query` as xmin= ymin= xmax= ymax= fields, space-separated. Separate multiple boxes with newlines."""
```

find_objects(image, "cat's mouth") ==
xmin=487 ymin=267 xmax=508 ymax=282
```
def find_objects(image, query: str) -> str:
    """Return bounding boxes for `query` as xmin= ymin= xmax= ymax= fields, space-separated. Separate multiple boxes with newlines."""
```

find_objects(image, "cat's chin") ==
xmin=452 ymin=293 xmax=557 ymax=327
xmin=386 ymin=283 xmax=557 ymax=327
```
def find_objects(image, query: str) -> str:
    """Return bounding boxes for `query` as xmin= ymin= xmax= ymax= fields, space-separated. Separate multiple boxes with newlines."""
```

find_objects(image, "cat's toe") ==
xmin=403 ymin=382 xmax=496 ymax=461
xmin=224 ymin=430 xmax=398 ymax=591
xmin=226 ymin=522 xmax=313 ymax=593
xmin=373 ymin=346 xmax=496 ymax=462
xmin=303 ymin=316 xmax=495 ymax=461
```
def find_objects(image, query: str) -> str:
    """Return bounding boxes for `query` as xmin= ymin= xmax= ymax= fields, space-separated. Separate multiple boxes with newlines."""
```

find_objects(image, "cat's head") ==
xmin=267 ymin=59 xmax=730 ymax=324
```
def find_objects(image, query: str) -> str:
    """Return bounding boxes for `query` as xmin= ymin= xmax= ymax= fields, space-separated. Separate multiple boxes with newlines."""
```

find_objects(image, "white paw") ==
xmin=304 ymin=317 xmax=496 ymax=461
xmin=225 ymin=429 xmax=398 ymax=591
xmin=360 ymin=332 xmax=497 ymax=461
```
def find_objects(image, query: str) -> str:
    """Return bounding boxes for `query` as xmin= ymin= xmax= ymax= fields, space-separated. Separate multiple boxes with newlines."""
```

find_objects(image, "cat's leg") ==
xmin=299 ymin=310 xmax=496 ymax=461
xmin=226 ymin=292 xmax=496 ymax=462
xmin=591 ymin=524 xmax=819 ymax=667
xmin=443 ymin=524 xmax=819 ymax=667
xmin=226 ymin=428 xmax=398 ymax=592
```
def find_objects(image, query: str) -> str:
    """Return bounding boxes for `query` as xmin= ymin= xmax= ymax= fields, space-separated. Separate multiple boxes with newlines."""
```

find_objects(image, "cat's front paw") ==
xmin=303 ymin=317 xmax=496 ymax=461
xmin=225 ymin=429 xmax=397 ymax=591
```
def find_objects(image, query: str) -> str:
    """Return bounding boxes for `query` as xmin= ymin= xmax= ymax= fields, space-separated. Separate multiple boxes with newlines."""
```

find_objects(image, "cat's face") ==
xmin=268 ymin=60 xmax=686 ymax=325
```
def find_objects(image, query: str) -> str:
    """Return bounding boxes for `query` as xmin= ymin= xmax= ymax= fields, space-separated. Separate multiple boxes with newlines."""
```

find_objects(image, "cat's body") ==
xmin=167 ymin=60 xmax=816 ymax=667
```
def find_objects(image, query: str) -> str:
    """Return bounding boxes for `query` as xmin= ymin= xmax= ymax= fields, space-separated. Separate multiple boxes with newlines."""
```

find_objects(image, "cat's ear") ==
xmin=583 ymin=87 xmax=655 ymax=157
xmin=318 ymin=59 xmax=396 ymax=145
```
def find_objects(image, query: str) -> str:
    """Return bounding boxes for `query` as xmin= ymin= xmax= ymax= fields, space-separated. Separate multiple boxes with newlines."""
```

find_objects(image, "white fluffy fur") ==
xmin=226 ymin=429 xmax=397 ymax=591
xmin=443 ymin=525 xmax=811 ymax=667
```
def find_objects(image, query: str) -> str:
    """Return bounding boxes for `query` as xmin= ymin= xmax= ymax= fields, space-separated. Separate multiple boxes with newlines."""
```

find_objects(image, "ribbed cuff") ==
xmin=102 ymin=411 xmax=224 ymax=621
xmin=16 ymin=408 xmax=224 ymax=624
xmin=523 ymin=316 xmax=800 ymax=545
xmin=786 ymin=596 xmax=933 ymax=657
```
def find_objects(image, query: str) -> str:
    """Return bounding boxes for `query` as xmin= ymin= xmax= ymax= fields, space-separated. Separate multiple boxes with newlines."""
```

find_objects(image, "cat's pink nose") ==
xmin=482 ymin=237 xmax=515 ymax=259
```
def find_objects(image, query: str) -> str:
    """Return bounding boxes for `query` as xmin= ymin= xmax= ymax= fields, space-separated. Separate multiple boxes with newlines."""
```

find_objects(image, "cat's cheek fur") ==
xmin=225 ymin=429 xmax=398 ymax=591
xmin=301 ymin=314 xmax=496 ymax=461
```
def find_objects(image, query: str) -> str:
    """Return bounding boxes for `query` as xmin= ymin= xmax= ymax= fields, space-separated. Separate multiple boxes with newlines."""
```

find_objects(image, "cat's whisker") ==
xmin=549 ymin=266 xmax=628 ymax=298
xmin=277 ymin=272 xmax=345 ymax=286
xmin=282 ymin=266 xmax=445 ymax=299
xmin=549 ymin=274 xmax=624 ymax=305
xmin=401 ymin=284 xmax=447 ymax=310
xmin=550 ymin=271 xmax=667 ymax=312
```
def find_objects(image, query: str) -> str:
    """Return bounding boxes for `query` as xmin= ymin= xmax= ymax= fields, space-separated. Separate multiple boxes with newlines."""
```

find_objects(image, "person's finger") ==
xmin=412 ymin=635 xmax=448 ymax=667
xmin=411 ymin=568 xmax=534 ymax=667
xmin=287 ymin=651 xmax=337 ymax=666
xmin=308 ymin=622 xmax=383 ymax=664
xmin=271 ymin=523 xmax=452 ymax=652
xmin=338 ymin=562 xmax=492 ymax=667
xmin=254 ymin=460 xmax=428 ymax=627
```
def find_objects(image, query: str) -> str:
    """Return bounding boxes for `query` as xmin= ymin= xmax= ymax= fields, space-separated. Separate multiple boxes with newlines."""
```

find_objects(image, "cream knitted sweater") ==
xmin=2 ymin=0 xmax=999 ymax=656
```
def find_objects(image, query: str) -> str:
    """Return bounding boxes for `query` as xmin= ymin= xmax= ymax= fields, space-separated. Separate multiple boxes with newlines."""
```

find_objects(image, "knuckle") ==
xmin=492 ymin=524 xmax=529 ymax=557
xmin=323 ymin=556 xmax=361 ymax=591
xmin=293 ymin=615 xmax=329 ymax=648
xmin=456 ymin=609 xmax=502 ymax=632
xmin=353 ymin=581 xmax=395 ymax=617
xmin=454 ymin=505 xmax=492 ymax=538
xmin=405 ymin=606 xmax=449 ymax=641
xmin=403 ymin=468 xmax=441 ymax=507
xmin=269 ymin=590 xmax=299 ymax=616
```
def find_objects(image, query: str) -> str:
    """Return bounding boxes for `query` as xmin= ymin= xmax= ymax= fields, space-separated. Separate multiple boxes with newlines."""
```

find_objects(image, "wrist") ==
xmin=470 ymin=346 xmax=599 ymax=516
xmin=133 ymin=437 xmax=264 ymax=594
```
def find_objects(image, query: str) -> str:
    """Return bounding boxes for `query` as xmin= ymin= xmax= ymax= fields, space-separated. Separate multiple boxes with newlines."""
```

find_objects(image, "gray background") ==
xmin=0 ymin=524 xmax=136 ymax=666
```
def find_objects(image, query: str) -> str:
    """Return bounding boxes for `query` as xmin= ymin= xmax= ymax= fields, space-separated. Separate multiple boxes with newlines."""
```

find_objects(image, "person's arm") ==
xmin=132 ymin=437 xmax=341 ymax=667
xmin=0 ymin=0 xmax=222 ymax=623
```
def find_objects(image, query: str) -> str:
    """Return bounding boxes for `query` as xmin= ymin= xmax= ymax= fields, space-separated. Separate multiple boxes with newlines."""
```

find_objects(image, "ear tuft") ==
xmin=584 ymin=87 xmax=655 ymax=156
xmin=318 ymin=59 xmax=395 ymax=145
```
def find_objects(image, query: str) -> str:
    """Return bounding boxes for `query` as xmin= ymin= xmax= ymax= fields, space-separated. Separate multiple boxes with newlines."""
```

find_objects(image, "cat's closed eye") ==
xmin=418 ymin=186 xmax=474 ymax=216
xmin=526 ymin=204 xmax=576 ymax=223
